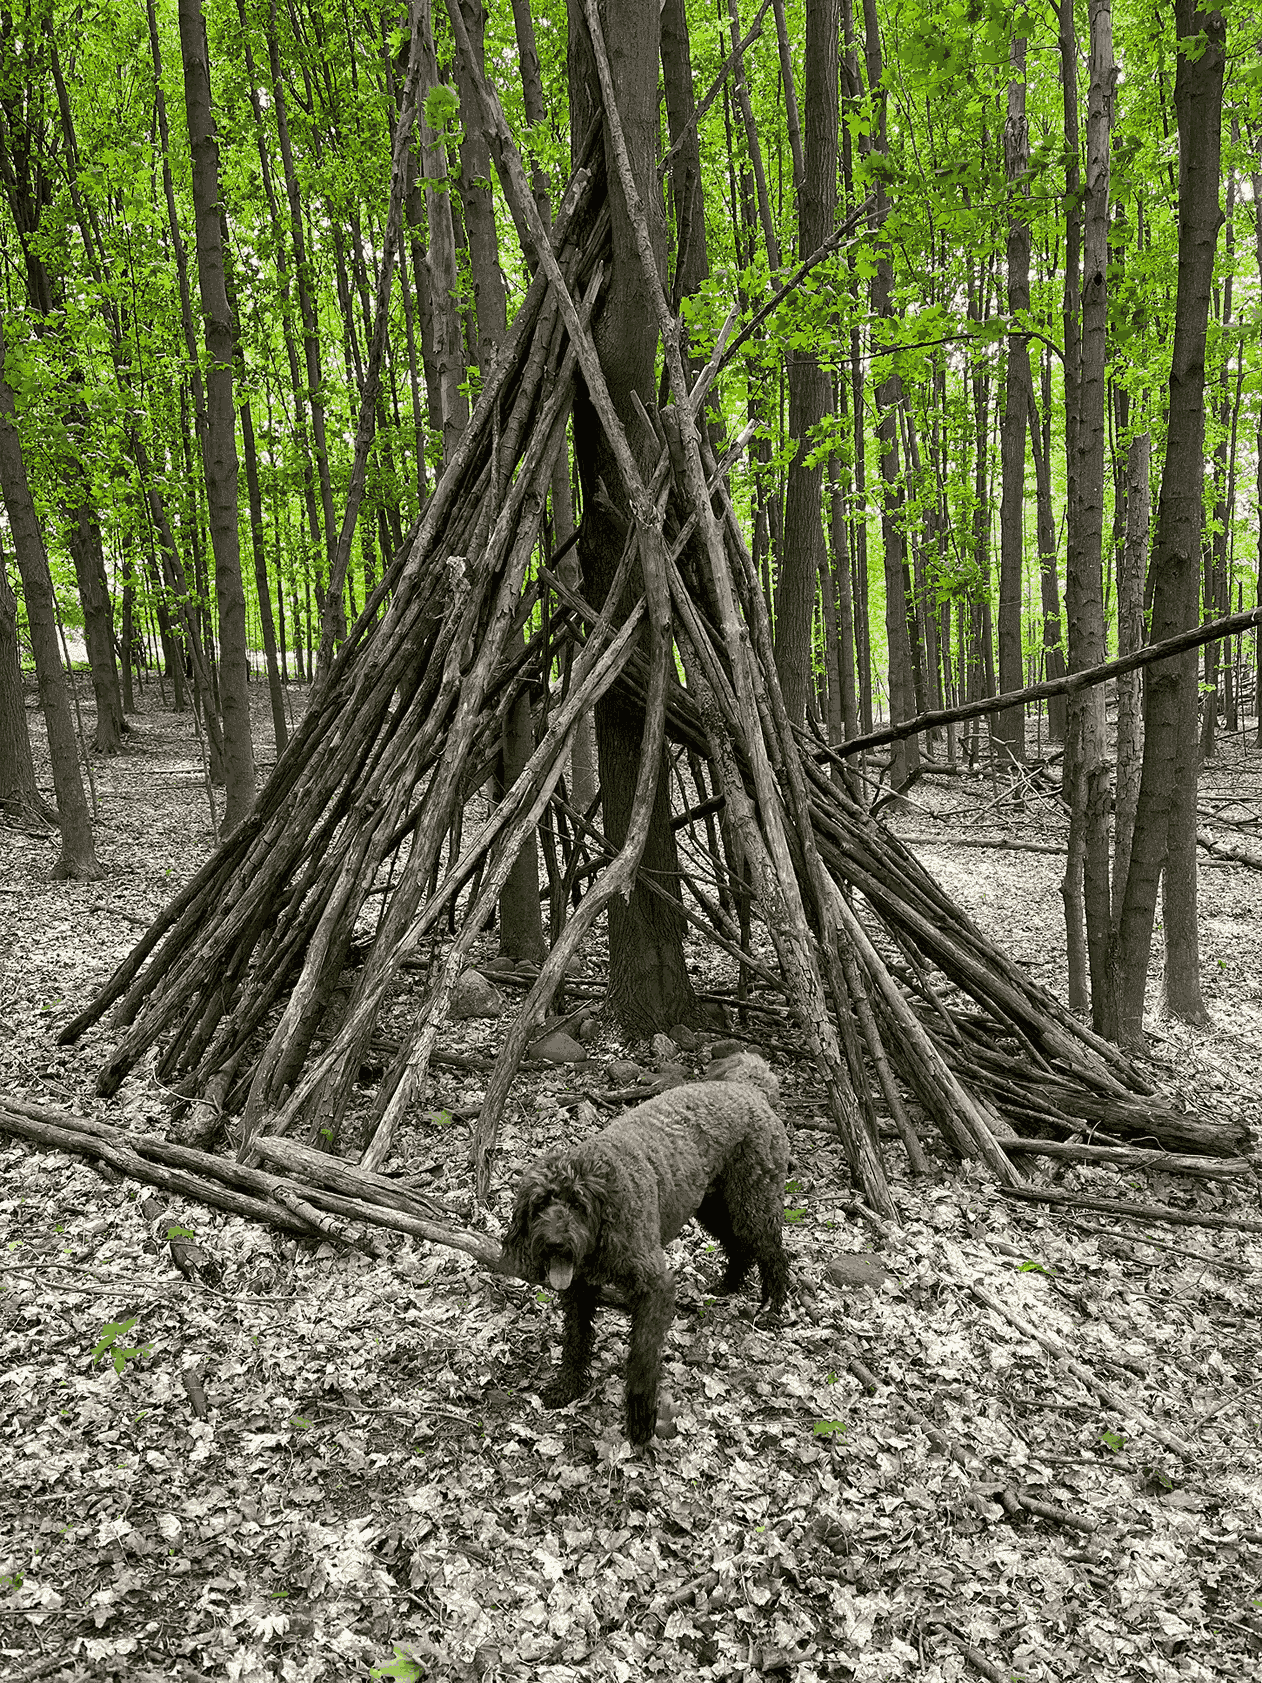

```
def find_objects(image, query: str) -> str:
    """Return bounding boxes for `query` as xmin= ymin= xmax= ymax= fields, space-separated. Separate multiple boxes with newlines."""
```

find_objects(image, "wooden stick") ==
xmin=964 ymin=1280 xmax=1192 ymax=1457
xmin=1000 ymin=1137 xmax=1254 ymax=1179
xmin=1000 ymin=1183 xmax=1262 ymax=1235
xmin=831 ymin=604 xmax=1262 ymax=760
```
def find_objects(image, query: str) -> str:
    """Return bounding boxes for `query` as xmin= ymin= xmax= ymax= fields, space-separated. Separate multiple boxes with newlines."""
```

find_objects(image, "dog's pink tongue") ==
xmin=548 ymin=1259 xmax=574 ymax=1291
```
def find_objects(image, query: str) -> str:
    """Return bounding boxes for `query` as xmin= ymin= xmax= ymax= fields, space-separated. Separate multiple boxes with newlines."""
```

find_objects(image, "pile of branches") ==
xmin=59 ymin=17 xmax=1242 ymax=1221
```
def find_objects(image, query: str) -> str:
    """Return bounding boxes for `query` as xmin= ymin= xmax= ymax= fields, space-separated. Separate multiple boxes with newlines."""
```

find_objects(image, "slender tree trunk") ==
xmin=777 ymin=0 xmax=838 ymax=727
xmin=567 ymin=0 xmax=695 ymax=1033
xmin=265 ymin=0 xmax=335 ymax=596
xmin=229 ymin=0 xmax=327 ymax=576
xmin=0 ymin=320 xmax=99 ymax=878
xmin=416 ymin=0 xmax=470 ymax=462
xmin=240 ymin=400 xmax=288 ymax=756
xmin=725 ymin=0 xmax=781 ymax=272
xmin=1029 ymin=351 xmax=1067 ymax=739
xmin=178 ymin=0 xmax=255 ymax=833
xmin=996 ymin=34 xmax=1031 ymax=769
xmin=1200 ymin=157 xmax=1237 ymax=759
xmin=453 ymin=0 xmax=508 ymax=378
xmin=861 ymin=0 xmax=918 ymax=791
xmin=1068 ymin=0 xmax=1114 ymax=1031
xmin=1109 ymin=0 xmax=1225 ymax=1044
xmin=0 ymin=554 xmax=53 ymax=826
xmin=1112 ymin=426 xmax=1149 ymax=908
xmin=1057 ymin=0 xmax=1112 ymax=1018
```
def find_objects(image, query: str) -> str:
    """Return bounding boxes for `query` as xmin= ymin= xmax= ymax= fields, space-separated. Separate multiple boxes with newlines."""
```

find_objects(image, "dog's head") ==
xmin=500 ymin=1152 xmax=611 ymax=1291
xmin=705 ymin=1051 xmax=780 ymax=1107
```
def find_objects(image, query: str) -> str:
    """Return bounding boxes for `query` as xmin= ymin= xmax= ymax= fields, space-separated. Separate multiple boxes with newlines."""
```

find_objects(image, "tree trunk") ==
xmin=240 ymin=400 xmax=288 ymax=756
xmin=0 ymin=318 xmax=99 ymax=878
xmin=1058 ymin=0 xmax=1112 ymax=1023
xmin=265 ymin=0 xmax=336 ymax=596
xmin=417 ymin=0 xmax=470 ymax=463
xmin=1199 ymin=158 xmax=1237 ymax=760
xmin=454 ymin=0 xmax=509 ymax=374
xmin=568 ymin=0 xmax=695 ymax=1034
xmin=995 ymin=33 xmax=1030 ymax=769
xmin=0 ymin=556 xmax=53 ymax=827
xmin=1109 ymin=0 xmax=1224 ymax=1044
xmin=1029 ymin=351 xmax=1066 ymax=739
xmin=1112 ymin=427 xmax=1149 ymax=910
xmin=861 ymin=0 xmax=919 ymax=792
xmin=776 ymin=0 xmax=838 ymax=728
xmin=228 ymin=0 xmax=328 ymax=594
xmin=1070 ymin=0 xmax=1114 ymax=1032
xmin=178 ymin=0 xmax=255 ymax=834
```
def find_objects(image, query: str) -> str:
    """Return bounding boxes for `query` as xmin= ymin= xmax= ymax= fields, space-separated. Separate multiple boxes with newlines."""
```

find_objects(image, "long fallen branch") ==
xmin=1000 ymin=1182 xmax=1262 ymax=1235
xmin=0 ymin=1097 xmax=502 ymax=1267
xmin=964 ymin=1279 xmax=1193 ymax=1458
xmin=999 ymin=1137 xmax=1253 ymax=1179
xmin=833 ymin=604 xmax=1262 ymax=759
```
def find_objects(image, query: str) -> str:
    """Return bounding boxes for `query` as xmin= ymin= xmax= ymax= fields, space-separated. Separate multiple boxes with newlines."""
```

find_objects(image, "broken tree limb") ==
xmin=0 ymin=1096 xmax=504 ymax=1267
xmin=0 ymin=1103 xmax=313 ymax=1236
xmin=249 ymin=1130 xmax=464 ymax=1220
xmin=962 ymin=1279 xmax=1193 ymax=1458
xmin=999 ymin=1183 xmax=1262 ymax=1234
xmin=999 ymin=1137 xmax=1253 ymax=1179
xmin=831 ymin=604 xmax=1262 ymax=760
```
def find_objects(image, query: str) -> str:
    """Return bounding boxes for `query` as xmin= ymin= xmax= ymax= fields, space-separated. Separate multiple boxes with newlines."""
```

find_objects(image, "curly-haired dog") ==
xmin=501 ymin=1053 xmax=790 ymax=1444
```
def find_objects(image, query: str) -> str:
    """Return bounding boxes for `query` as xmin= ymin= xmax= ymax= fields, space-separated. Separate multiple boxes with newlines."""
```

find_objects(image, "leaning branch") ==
xmin=830 ymin=605 xmax=1262 ymax=760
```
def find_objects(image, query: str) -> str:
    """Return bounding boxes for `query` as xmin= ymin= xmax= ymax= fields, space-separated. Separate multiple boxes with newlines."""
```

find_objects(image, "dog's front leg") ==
xmin=543 ymin=1279 xmax=600 ymax=1407
xmin=624 ymin=1263 xmax=676 ymax=1444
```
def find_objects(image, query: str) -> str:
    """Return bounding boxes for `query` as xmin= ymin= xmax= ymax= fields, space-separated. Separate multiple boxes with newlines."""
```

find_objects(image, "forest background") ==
xmin=0 ymin=0 xmax=1259 ymax=1053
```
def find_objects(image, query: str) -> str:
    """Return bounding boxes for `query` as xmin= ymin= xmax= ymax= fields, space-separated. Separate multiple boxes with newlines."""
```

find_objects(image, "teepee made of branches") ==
xmin=62 ymin=18 xmax=1215 ymax=1221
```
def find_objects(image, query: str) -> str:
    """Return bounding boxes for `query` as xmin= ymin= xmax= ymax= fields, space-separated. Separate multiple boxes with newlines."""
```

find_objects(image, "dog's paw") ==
xmin=625 ymin=1391 xmax=658 ymax=1445
xmin=542 ymin=1374 xmax=586 ymax=1409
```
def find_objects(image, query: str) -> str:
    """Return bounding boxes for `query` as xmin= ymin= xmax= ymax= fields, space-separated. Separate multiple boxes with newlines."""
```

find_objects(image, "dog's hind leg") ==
xmin=544 ymin=1279 xmax=600 ymax=1407
xmin=623 ymin=1263 xmax=676 ymax=1444
xmin=697 ymin=1185 xmax=756 ymax=1297
xmin=720 ymin=1156 xmax=790 ymax=1313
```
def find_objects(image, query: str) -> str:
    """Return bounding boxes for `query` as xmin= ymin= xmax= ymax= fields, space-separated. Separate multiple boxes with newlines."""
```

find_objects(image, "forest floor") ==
xmin=2 ymin=675 xmax=1261 ymax=1683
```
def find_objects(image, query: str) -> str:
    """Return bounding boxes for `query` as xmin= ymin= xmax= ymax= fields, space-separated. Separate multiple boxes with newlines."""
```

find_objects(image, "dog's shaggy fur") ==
xmin=501 ymin=1055 xmax=790 ymax=1444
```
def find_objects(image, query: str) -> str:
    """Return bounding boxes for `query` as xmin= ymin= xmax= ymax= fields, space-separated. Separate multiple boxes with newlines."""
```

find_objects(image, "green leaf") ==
xmin=372 ymin=1646 xmax=427 ymax=1681
xmin=1099 ymin=1428 xmax=1126 ymax=1453
xmin=423 ymin=84 xmax=460 ymax=133
xmin=92 ymin=1316 xmax=138 ymax=1364
xmin=813 ymin=1419 xmax=847 ymax=1438
xmin=1017 ymin=1259 xmax=1053 ymax=1275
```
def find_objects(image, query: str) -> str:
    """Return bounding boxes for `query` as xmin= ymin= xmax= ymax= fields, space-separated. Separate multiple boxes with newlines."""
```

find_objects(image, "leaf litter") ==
xmin=2 ymin=687 xmax=1261 ymax=1682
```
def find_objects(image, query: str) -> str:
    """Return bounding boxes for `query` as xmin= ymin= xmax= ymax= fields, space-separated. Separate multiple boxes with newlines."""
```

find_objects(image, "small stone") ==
xmin=606 ymin=1058 xmax=643 ymax=1085
xmin=646 ymin=1064 xmax=687 ymax=1094
xmin=483 ymin=954 xmax=517 ymax=975
xmin=449 ymin=969 xmax=503 ymax=1020
xmin=530 ymin=1030 xmax=587 ymax=1065
xmin=576 ymin=1016 xmax=600 ymax=1044
xmin=668 ymin=1022 xmax=701 ymax=1051
xmin=650 ymin=1032 xmax=676 ymax=1064
xmin=826 ymin=1254 xmax=893 ymax=1292
xmin=698 ymin=1000 xmax=729 ymax=1031
xmin=708 ymin=1037 xmax=758 ymax=1062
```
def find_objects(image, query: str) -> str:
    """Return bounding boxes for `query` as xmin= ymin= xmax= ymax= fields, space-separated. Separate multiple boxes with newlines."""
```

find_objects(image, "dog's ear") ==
xmin=500 ymin=1155 xmax=565 ymax=1279
xmin=568 ymin=1153 xmax=616 ymax=1224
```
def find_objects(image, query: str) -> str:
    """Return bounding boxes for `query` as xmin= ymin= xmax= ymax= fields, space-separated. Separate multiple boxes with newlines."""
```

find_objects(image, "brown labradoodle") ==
xmin=500 ymin=1054 xmax=790 ymax=1444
